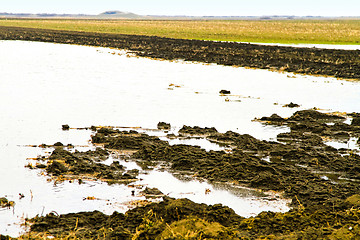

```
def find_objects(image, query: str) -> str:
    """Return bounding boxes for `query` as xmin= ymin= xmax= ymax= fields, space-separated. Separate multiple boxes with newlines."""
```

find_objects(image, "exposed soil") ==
xmin=22 ymin=109 xmax=360 ymax=239
xmin=157 ymin=122 xmax=171 ymax=130
xmin=0 ymin=197 xmax=14 ymax=208
xmin=27 ymin=146 xmax=139 ymax=183
xmin=25 ymin=197 xmax=243 ymax=239
xmin=283 ymin=102 xmax=300 ymax=108
xmin=219 ymin=89 xmax=231 ymax=94
xmin=0 ymin=26 xmax=360 ymax=81
xmin=178 ymin=125 xmax=218 ymax=137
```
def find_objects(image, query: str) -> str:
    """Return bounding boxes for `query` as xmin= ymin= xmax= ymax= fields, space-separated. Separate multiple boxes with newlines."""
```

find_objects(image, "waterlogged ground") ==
xmin=1 ymin=40 xmax=360 ymax=237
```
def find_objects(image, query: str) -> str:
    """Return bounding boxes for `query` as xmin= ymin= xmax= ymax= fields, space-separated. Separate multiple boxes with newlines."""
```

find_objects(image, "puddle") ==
xmin=1 ymin=40 xmax=360 ymax=237
xmin=325 ymin=137 xmax=359 ymax=150
xmin=137 ymin=170 xmax=290 ymax=218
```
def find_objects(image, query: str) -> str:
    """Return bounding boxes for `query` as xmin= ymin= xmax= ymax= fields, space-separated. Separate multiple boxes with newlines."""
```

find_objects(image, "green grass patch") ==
xmin=0 ymin=19 xmax=360 ymax=45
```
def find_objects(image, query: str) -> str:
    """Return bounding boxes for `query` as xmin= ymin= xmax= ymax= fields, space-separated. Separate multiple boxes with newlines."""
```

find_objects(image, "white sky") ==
xmin=1 ymin=0 xmax=359 ymax=16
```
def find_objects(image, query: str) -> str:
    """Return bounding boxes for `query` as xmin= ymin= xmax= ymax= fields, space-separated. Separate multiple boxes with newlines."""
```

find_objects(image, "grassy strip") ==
xmin=0 ymin=19 xmax=359 ymax=45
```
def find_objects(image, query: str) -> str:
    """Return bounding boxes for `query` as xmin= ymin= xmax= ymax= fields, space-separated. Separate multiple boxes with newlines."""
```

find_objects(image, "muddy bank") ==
xmin=24 ymin=197 xmax=242 ymax=239
xmin=22 ymin=195 xmax=360 ymax=239
xmin=0 ymin=26 xmax=360 ymax=80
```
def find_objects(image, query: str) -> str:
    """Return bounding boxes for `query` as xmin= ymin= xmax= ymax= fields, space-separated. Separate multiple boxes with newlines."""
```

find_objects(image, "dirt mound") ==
xmin=260 ymin=113 xmax=286 ymax=123
xmin=92 ymin=128 xmax=168 ymax=150
xmin=157 ymin=122 xmax=171 ymax=130
xmin=219 ymin=89 xmax=231 ymax=94
xmin=178 ymin=125 xmax=218 ymax=136
xmin=284 ymin=102 xmax=300 ymax=108
xmin=27 ymin=197 xmax=243 ymax=239
xmin=208 ymin=131 xmax=275 ymax=151
xmin=289 ymin=109 xmax=345 ymax=121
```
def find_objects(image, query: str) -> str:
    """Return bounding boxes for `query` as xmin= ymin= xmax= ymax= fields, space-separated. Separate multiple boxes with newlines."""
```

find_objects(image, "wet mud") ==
xmin=20 ymin=109 xmax=360 ymax=239
xmin=157 ymin=122 xmax=171 ymax=130
xmin=25 ymin=197 xmax=242 ymax=239
xmin=0 ymin=197 xmax=14 ymax=209
xmin=0 ymin=26 xmax=360 ymax=80
xmin=27 ymin=146 xmax=138 ymax=184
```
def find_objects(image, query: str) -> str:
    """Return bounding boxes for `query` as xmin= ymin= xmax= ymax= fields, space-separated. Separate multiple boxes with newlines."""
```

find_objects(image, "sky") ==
xmin=1 ymin=0 xmax=359 ymax=17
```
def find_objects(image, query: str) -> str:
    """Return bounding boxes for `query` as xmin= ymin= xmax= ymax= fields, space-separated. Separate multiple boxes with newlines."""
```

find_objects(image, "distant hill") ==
xmin=98 ymin=11 xmax=143 ymax=19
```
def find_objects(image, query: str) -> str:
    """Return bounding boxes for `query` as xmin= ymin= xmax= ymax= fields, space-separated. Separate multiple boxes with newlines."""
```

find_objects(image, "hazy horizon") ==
xmin=1 ymin=0 xmax=359 ymax=17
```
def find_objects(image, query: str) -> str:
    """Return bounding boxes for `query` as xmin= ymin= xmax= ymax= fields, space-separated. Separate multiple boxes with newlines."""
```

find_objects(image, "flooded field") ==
xmin=1 ymin=40 xmax=360 ymax=237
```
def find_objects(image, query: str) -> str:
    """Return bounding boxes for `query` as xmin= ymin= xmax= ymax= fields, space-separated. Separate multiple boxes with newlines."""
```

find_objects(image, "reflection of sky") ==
xmin=2 ymin=0 xmax=360 ymax=16
xmin=139 ymin=170 xmax=290 ymax=218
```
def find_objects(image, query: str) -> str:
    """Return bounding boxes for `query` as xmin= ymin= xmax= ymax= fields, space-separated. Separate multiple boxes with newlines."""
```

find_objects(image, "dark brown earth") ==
xmin=157 ymin=122 xmax=171 ymax=130
xmin=21 ymin=109 xmax=360 ymax=239
xmin=27 ymin=146 xmax=139 ymax=183
xmin=178 ymin=125 xmax=218 ymax=136
xmin=26 ymin=197 xmax=243 ymax=239
xmin=0 ymin=25 xmax=360 ymax=80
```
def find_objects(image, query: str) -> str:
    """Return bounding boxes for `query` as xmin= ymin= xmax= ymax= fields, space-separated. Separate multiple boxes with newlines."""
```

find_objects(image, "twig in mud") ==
xmin=74 ymin=217 xmax=79 ymax=231
xmin=295 ymin=196 xmax=305 ymax=211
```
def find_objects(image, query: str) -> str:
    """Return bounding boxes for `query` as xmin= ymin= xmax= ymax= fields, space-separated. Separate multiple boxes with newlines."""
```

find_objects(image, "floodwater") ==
xmin=1 ymin=40 xmax=360 ymax=236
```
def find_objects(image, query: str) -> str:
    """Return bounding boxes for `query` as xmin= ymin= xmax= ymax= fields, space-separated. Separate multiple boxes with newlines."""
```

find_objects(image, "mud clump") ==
xmin=62 ymin=124 xmax=70 ymax=130
xmin=284 ymin=102 xmax=300 ymax=108
xmin=208 ymin=130 xmax=275 ymax=151
xmin=289 ymin=109 xmax=346 ymax=121
xmin=219 ymin=89 xmax=231 ymax=94
xmin=32 ymin=147 xmax=138 ymax=183
xmin=259 ymin=113 xmax=286 ymax=125
xmin=352 ymin=116 xmax=360 ymax=126
xmin=53 ymin=141 xmax=64 ymax=146
xmin=140 ymin=187 xmax=164 ymax=199
xmin=179 ymin=125 xmax=218 ymax=136
xmin=1 ymin=26 xmax=359 ymax=81
xmin=157 ymin=121 xmax=171 ymax=130
xmin=92 ymin=128 xmax=168 ymax=150
xmin=0 ymin=197 xmax=14 ymax=208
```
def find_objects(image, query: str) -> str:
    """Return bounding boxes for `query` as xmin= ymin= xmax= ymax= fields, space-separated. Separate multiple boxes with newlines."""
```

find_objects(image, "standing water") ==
xmin=1 ymin=40 xmax=360 ymax=236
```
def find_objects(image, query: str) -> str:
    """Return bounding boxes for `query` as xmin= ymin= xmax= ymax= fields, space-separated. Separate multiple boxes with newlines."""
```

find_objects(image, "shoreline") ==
xmin=0 ymin=25 xmax=359 ymax=81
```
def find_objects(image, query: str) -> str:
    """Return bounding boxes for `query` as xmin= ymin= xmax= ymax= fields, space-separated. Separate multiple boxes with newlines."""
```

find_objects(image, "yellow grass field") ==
xmin=0 ymin=19 xmax=359 ymax=45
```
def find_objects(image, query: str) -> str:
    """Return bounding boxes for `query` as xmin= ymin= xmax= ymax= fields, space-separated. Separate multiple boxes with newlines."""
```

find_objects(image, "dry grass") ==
xmin=0 ymin=19 xmax=359 ymax=44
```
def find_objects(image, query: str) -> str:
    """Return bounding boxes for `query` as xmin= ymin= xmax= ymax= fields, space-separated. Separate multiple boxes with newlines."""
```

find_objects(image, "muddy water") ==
xmin=1 ymin=40 xmax=360 ymax=236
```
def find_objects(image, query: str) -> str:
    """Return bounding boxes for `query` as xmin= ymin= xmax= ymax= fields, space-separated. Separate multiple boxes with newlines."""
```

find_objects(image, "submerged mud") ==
xmin=19 ymin=109 xmax=360 ymax=239
xmin=0 ymin=26 xmax=360 ymax=80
